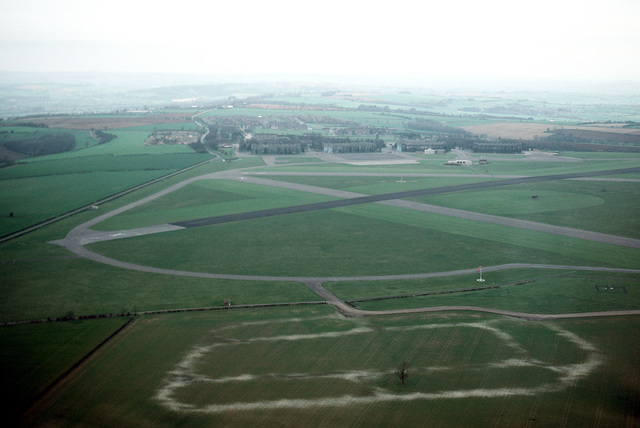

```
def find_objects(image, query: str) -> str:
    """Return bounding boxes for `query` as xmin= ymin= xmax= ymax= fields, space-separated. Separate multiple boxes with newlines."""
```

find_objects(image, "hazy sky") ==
xmin=1 ymin=0 xmax=639 ymax=81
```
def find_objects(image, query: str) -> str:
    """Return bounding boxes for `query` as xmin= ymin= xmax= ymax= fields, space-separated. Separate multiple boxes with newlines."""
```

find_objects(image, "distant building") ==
xmin=444 ymin=159 xmax=473 ymax=166
xmin=252 ymin=134 xmax=279 ymax=142
xmin=473 ymin=142 xmax=522 ymax=153
xmin=398 ymin=140 xmax=447 ymax=153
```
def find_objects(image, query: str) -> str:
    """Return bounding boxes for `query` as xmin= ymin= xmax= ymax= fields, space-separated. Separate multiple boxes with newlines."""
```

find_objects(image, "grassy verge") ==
xmin=350 ymin=273 xmax=640 ymax=314
xmin=325 ymin=268 xmax=569 ymax=300
xmin=0 ymin=257 xmax=319 ymax=322
xmin=261 ymin=174 xmax=494 ymax=195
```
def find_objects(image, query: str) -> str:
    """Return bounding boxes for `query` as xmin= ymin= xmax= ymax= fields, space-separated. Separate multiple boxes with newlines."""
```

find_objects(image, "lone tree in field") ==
xmin=396 ymin=361 xmax=409 ymax=385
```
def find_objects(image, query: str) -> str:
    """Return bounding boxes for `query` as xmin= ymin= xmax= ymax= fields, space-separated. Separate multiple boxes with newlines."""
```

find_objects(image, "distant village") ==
xmin=193 ymin=114 xmax=524 ymax=156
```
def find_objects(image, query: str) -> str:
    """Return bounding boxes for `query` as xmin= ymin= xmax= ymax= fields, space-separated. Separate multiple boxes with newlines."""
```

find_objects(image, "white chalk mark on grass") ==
xmin=155 ymin=320 xmax=602 ymax=413
xmin=216 ymin=314 xmax=341 ymax=331
xmin=195 ymin=369 xmax=388 ymax=385
xmin=387 ymin=321 xmax=528 ymax=353
xmin=248 ymin=326 xmax=374 ymax=342
xmin=194 ymin=387 xmax=550 ymax=413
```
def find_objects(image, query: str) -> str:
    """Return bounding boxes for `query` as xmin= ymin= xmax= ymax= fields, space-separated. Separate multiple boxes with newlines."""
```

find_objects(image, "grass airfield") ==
xmin=1 ymin=119 xmax=640 ymax=425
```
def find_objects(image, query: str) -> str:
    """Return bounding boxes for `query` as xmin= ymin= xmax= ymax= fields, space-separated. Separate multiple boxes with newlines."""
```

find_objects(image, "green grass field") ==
xmin=93 ymin=178 xmax=340 ymax=231
xmin=0 ymin=317 xmax=129 ymax=425
xmin=413 ymin=179 xmax=640 ymax=238
xmin=20 ymin=309 xmax=640 ymax=427
xmin=1 ymin=95 xmax=639 ymax=426
xmin=0 ymin=153 xmax=209 ymax=180
xmin=0 ymin=257 xmax=319 ymax=322
xmin=0 ymin=126 xmax=96 ymax=153
xmin=0 ymin=121 xmax=215 ymax=237
xmin=261 ymin=174 xmax=494 ymax=195
xmin=339 ymin=273 xmax=640 ymax=314
xmin=0 ymin=170 xmax=168 ymax=235
xmin=88 ymin=201 xmax=640 ymax=277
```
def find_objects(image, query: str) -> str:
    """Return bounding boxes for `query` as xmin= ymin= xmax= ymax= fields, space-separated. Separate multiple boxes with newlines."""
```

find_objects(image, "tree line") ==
xmin=3 ymin=132 xmax=76 ymax=157
xmin=239 ymin=134 xmax=385 ymax=154
xmin=93 ymin=130 xmax=117 ymax=145
xmin=406 ymin=118 xmax=468 ymax=134
xmin=203 ymin=123 xmax=243 ymax=151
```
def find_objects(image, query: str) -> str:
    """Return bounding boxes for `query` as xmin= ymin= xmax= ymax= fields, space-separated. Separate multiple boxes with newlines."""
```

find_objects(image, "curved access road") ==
xmin=50 ymin=164 xmax=640 ymax=320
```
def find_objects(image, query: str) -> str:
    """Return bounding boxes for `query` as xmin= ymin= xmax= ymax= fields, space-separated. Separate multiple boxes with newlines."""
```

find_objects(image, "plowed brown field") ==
xmin=462 ymin=122 xmax=640 ymax=140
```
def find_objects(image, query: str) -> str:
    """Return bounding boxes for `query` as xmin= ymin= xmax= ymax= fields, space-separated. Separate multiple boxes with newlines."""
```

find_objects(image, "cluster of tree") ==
xmin=325 ymin=141 xmax=385 ymax=153
xmin=93 ymin=129 xmax=117 ymax=145
xmin=405 ymin=118 xmax=468 ymax=134
xmin=11 ymin=121 xmax=49 ymax=128
xmin=542 ymin=129 xmax=640 ymax=145
xmin=248 ymin=143 xmax=305 ymax=155
xmin=204 ymin=123 xmax=244 ymax=151
xmin=473 ymin=141 xmax=522 ymax=153
xmin=435 ymin=134 xmax=480 ymax=150
xmin=304 ymin=134 xmax=383 ymax=152
xmin=188 ymin=141 xmax=207 ymax=153
xmin=203 ymin=131 xmax=219 ymax=151
xmin=576 ymin=120 xmax=640 ymax=128
xmin=239 ymin=134 xmax=384 ymax=154
xmin=357 ymin=104 xmax=392 ymax=112
xmin=459 ymin=103 xmax=557 ymax=118
xmin=0 ymin=157 xmax=14 ymax=168
xmin=525 ymin=139 xmax=640 ymax=153
xmin=394 ymin=131 xmax=422 ymax=140
xmin=396 ymin=361 xmax=409 ymax=385
xmin=3 ymin=132 xmax=76 ymax=157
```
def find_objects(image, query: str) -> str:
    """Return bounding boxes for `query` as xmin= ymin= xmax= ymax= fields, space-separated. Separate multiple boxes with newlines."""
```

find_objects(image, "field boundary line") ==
xmin=345 ymin=279 xmax=537 ymax=304
xmin=136 ymin=300 xmax=327 ymax=316
xmin=1 ymin=301 xmax=327 ymax=325
xmin=20 ymin=316 xmax=137 ymax=425
xmin=0 ymin=157 xmax=214 ymax=244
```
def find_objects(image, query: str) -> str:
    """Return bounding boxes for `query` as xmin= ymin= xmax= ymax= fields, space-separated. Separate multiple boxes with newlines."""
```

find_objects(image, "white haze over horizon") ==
xmin=1 ymin=0 xmax=639 ymax=87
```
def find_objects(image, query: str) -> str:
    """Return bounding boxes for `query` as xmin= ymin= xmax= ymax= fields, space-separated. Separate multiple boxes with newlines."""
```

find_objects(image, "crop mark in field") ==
xmin=155 ymin=319 xmax=602 ymax=413
xmin=216 ymin=314 xmax=341 ymax=331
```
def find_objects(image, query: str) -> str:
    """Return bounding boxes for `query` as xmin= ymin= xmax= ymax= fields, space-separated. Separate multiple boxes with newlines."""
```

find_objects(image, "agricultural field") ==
xmin=0 ymin=317 xmax=130 ymax=424
xmin=20 ymin=309 xmax=640 ymax=427
xmin=11 ymin=112 xmax=194 ymax=130
xmin=0 ymin=114 xmax=213 ymax=237
xmin=1 ymin=87 xmax=639 ymax=426
xmin=461 ymin=122 xmax=640 ymax=142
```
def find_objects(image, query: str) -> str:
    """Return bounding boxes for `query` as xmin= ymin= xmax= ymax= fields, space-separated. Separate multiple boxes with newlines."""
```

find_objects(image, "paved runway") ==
xmin=169 ymin=166 xmax=640 ymax=250
xmin=51 ymin=163 xmax=640 ymax=318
